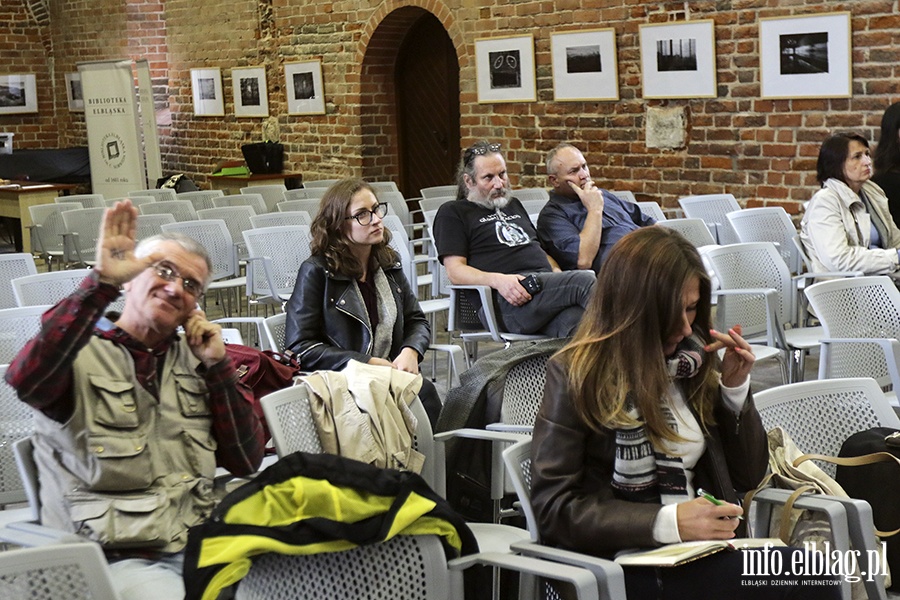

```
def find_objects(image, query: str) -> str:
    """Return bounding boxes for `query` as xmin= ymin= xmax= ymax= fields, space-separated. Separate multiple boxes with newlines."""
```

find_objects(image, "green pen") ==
xmin=697 ymin=487 xmax=744 ymax=520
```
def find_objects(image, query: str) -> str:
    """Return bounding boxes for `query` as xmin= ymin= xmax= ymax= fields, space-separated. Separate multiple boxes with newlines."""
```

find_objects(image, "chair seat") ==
xmin=783 ymin=325 xmax=824 ymax=351
xmin=208 ymin=276 xmax=247 ymax=291
xmin=419 ymin=297 xmax=450 ymax=315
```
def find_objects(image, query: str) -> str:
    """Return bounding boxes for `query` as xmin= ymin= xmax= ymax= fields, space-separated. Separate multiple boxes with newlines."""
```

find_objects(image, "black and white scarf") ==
xmin=611 ymin=333 xmax=705 ymax=505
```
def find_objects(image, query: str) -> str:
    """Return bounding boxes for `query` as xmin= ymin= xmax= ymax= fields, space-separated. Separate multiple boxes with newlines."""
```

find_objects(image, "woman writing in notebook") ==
xmin=530 ymin=226 xmax=838 ymax=598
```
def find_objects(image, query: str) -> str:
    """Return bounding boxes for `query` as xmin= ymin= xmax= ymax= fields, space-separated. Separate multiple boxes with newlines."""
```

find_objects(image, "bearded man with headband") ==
xmin=432 ymin=141 xmax=596 ymax=338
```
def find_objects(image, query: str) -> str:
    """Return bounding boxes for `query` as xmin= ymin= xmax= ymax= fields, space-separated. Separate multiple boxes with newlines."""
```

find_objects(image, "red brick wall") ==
xmin=4 ymin=0 xmax=900 ymax=212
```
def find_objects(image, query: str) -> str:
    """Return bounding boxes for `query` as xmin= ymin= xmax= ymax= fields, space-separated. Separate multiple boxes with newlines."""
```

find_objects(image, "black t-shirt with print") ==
xmin=433 ymin=198 xmax=552 ymax=274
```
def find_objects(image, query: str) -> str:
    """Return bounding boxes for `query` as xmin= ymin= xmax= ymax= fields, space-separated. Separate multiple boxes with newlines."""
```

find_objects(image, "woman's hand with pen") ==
xmin=675 ymin=491 xmax=743 ymax=541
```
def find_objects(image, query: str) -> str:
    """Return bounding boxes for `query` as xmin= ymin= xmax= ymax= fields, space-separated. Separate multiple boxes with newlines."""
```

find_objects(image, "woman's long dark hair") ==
xmin=310 ymin=178 xmax=397 ymax=279
xmin=874 ymin=102 xmax=900 ymax=175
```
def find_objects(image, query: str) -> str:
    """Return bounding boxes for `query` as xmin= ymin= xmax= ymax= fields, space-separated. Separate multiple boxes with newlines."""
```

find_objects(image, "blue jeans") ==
xmin=495 ymin=270 xmax=596 ymax=337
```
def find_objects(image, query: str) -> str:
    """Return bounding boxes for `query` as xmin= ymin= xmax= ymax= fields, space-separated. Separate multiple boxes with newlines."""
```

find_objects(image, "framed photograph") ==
xmin=639 ymin=20 xmax=717 ymax=99
xmin=759 ymin=12 xmax=851 ymax=99
xmin=550 ymin=28 xmax=618 ymax=102
xmin=231 ymin=66 xmax=269 ymax=117
xmin=475 ymin=34 xmax=536 ymax=103
xmin=190 ymin=67 xmax=224 ymax=116
xmin=284 ymin=60 xmax=325 ymax=115
xmin=65 ymin=72 xmax=84 ymax=112
xmin=0 ymin=74 xmax=38 ymax=115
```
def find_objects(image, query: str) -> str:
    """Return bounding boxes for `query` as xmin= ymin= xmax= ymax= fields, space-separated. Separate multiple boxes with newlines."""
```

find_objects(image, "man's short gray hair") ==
xmin=135 ymin=232 xmax=213 ymax=287
xmin=545 ymin=143 xmax=579 ymax=176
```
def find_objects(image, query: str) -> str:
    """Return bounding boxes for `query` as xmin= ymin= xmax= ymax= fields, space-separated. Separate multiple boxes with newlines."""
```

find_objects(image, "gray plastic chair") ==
xmin=678 ymin=193 xmax=742 ymax=245
xmin=176 ymin=189 xmax=225 ymax=212
xmin=197 ymin=206 xmax=256 ymax=263
xmin=727 ymin=206 xmax=802 ymax=274
xmin=135 ymin=213 xmax=176 ymax=242
xmin=0 ymin=541 xmax=121 ymax=600
xmin=241 ymin=185 xmax=287 ymax=213
xmin=27 ymin=202 xmax=83 ymax=270
xmin=277 ymin=198 xmax=321 ymax=215
xmin=420 ymin=185 xmax=457 ymax=199
xmin=127 ymin=188 xmax=176 ymax=202
xmin=302 ymin=179 xmax=341 ymax=189
xmin=250 ymin=211 xmax=311 ymax=229
xmin=61 ymin=207 xmax=107 ymax=266
xmin=55 ymin=194 xmax=105 ymax=209
xmin=0 ymin=254 xmax=37 ymax=309
xmin=213 ymin=193 xmax=267 ymax=215
xmin=0 ymin=305 xmax=54 ymax=364
xmin=242 ymin=225 xmax=314 ymax=306
xmin=139 ymin=200 xmax=198 ymax=222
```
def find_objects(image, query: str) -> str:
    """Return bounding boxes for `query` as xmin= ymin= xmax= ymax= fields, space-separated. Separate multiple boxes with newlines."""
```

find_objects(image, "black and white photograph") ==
xmin=551 ymin=29 xmax=618 ymax=101
xmin=190 ymin=68 xmax=224 ymax=116
xmin=284 ymin=60 xmax=325 ymax=115
xmin=475 ymin=35 xmax=536 ymax=103
xmin=760 ymin=12 xmax=850 ymax=99
xmin=232 ymin=66 xmax=268 ymax=117
xmin=779 ymin=32 xmax=829 ymax=75
xmin=656 ymin=38 xmax=697 ymax=72
xmin=65 ymin=72 xmax=84 ymax=112
xmin=0 ymin=74 xmax=37 ymax=114
xmin=639 ymin=21 xmax=716 ymax=99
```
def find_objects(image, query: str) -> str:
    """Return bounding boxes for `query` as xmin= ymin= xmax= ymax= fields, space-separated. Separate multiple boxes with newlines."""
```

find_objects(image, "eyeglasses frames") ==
xmin=345 ymin=202 xmax=389 ymax=226
xmin=152 ymin=260 xmax=205 ymax=299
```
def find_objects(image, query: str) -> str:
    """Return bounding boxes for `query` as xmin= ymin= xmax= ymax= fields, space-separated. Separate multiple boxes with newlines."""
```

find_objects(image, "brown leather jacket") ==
xmin=530 ymin=358 xmax=767 ymax=558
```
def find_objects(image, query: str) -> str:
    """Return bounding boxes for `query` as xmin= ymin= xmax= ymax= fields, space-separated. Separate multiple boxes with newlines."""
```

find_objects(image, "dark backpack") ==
xmin=225 ymin=344 xmax=302 ymax=443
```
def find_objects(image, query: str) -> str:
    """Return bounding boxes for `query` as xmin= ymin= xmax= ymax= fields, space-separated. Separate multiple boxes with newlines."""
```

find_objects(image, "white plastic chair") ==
xmin=0 ymin=365 xmax=35 ymax=525
xmin=0 ymin=542 xmax=121 ymax=600
xmin=636 ymin=201 xmax=666 ymax=222
xmin=10 ymin=270 xmax=126 ymax=315
xmin=608 ymin=190 xmax=636 ymax=203
xmin=512 ymin=188 xmax=549 ymax=203
xmin=678 ymin=193 xmax=742 ymax=245
xmin=198 ymin=206 xmax=256 ymax=263
xmin=704 ymin=242 xmax=825 ymax=382
xmin=176 ymin=189 xmax=224 ymax=212
xmin=242 ymin=225 xmax=313 ymax=307
xmin=56 ymin=194 xmax=105 ymax=209
xmin=277 ymin=198 xmax=321 ymax=215
xmin=727 ymin=207 xmax=803 ymax=274
xmin=657 ymin=218 xmax=716 ymax=248
xmin=105 ymin=195 xmax=155 ymax=209
xmin=420 ymin=185 xmax=457 ymax=199
xmin=27 ymin=202 xmax=83 ymax=270
xmin=250 ymin=211 xmax=311 ymax=229
xmin=241 ymin=184 xmax=287 ymax=213
xmin=804 ymin=276 xmax=900 ymax=406
xmin=0 ymin=305 xmax=54 ymax=364
xmin=127 ymin=188 xmax=176 ymax=202
xmin=212 ymin=193 xmax=266 ymax=215
xmin=369 ymin=180 xmax=399 ymax=194
xmin=302 ymin=179 xmax=341 ymax=189
xmin=135 ymin=213 xmax=176 ymax=242
xmin=139 ymin=200 xmax=197 ymax=222
xmin=282 ymin=188 xmax=314 ymax=201
xmin=0 ymin=254 xmax=37 ymax=309
xmin=61 ymin=207 xmax=107 ymax=266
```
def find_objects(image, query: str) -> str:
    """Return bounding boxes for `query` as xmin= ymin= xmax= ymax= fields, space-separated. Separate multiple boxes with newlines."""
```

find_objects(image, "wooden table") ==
xmin=208 ymin=172 xmax=303 ymax=195
xmin=0 ymin=181 xmax=77 ymax=254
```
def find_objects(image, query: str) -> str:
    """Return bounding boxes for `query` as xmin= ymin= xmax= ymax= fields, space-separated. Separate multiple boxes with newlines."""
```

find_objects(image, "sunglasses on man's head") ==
xmin=463 ymin=143 xmax=502 ymax=166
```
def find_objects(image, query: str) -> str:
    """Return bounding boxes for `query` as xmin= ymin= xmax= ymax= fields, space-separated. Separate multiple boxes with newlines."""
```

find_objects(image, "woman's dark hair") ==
xmin=816 ymin=132 xmax=869 ymax=186
xmin=874 ymin=102 xmax=900 ymax=175
xmin=310 ymin=178 xmax=396 ymax=279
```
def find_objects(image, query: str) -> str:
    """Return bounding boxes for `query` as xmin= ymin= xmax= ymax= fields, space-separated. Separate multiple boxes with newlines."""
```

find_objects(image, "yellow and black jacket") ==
xmin=183 ymin=451 xmax=478 ymax=600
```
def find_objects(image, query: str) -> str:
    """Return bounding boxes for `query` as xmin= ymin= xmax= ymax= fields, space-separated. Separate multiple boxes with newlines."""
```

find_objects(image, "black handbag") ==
xmin=241 ymin=142 xmax=284 ymax=174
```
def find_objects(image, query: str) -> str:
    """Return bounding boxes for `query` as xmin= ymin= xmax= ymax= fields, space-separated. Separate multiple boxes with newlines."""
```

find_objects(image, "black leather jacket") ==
xmin=284 ymin=255 xmax=431 ymax=371
xmin=530 ymin=358 xmax=767 ymax=558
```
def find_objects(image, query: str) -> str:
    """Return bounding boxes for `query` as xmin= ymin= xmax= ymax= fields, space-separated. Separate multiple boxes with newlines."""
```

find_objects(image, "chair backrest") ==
xmin=369 ymin=181 xmax=399 ymax=194
xmin=754 ymin=378 xmax=900 ymax=478
xmin=377 ymin=191 xmax=410 ymax=226
xmin=0 ymin=305 xmax=54 ymax=364
xmin=0 ymin=542 xmax=121 ymax=600
xmin=501 ymin=439 xmax=538 ymax=540
xmin=512 ymin=188 xmax=549 ymax=203
xmin=0 ymin=254 xmax=37 ymax=309
xmin=242 ymin=225 xmax=314 ymax=302
xmin=127 ymin=188 xmax=176 ymax=202
xmin=282 ymin=188 xmax=312 ymax=201
xmin=420 ymin=185 xmax=457 ymax=199
xmin=518 ymin=198 xmax=548 ymax=216
xmin=636 ymin=201 xmax=667 ymax=222
xmin=251 ymin=211 xmax=311 ymax=229
xmin=418 ymin=196 xmax=455 ymax=215
xmin=704 ymin=242 xmax=794 ymax=338
xmin=56 ymin=194 xmax=105 ymax=209
xmin=28 ymin=203 xmax=83 ymax=257
xmin=12 ymin=436 xmax=38 ymax=521
xmin=176 ymin=189 xmax=225 ymax=212
xmin=804 ymin=276 xmax=900 ymax=390
xmin=11 ymin=268 xmax=93 ymax=307
xmin=161 ymin=219 xmax=237 ymax=281
xmin=135 ymin=213 xmax=176 ymax=242
xmin=678 ymin=193 xmax=742 ymax=244
xmin=241 ymin=185 xmax=287 ymax=212
xmin=212 ymin=193 xmax=266 ymax=215
xmin=727 ymin=207 xmax=802 ymax=274
xmin=139 ymin=200 xmax=198 ymax=222
xmin=197 ymin=206 xmax=256 ymax=262
xmin=657 ymin=218 xmax=717 ymax=247
xmin=608 ymin=190 xmax=637 ymax=203
xmin=277 ymin=198 xmax=322 ymax=215
xmin=106 ymin=195 xmax=155 ymax=209
xmin=303 ymin=179 xmax=341 ymax=189
xmin=234 ymin=534 xmax=450 ymax=600
xmin=61 ymin=207 xmax=107 ymax=264
xmin=263 ymin=312 xmax=287 ymax=353
xmin=499 ymin=353 xmax=552 ymax=427
xmin=0 ymin=364 xmax=34 ymax=508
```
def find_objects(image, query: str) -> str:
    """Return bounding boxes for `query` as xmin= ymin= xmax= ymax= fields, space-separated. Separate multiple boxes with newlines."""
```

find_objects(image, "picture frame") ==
xmin=475 ymin=34 xmax=536 ymax=103
xmin=759 ymin=12 xmax=852 ymax=100
xmin=231 ymin=66 xmax=269 ymax=117
xmin=638 ymin=20 xmax=717 ymax=99
xmin=190 ymin=67 xmax=225 ymax=117
xmin=65 ymin=72 xmax=84 ymax=112
xmin=550 ymin=28 xmax=619 ymax=102
xmin=284 ymin=60 xmax=325 ymax=115
xmin=0 ymin=74 xmax=38 ymax=115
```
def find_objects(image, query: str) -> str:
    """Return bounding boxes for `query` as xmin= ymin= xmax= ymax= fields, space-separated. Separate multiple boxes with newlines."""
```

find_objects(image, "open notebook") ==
xmin=614 ymin=538 xmax=785 ymax=567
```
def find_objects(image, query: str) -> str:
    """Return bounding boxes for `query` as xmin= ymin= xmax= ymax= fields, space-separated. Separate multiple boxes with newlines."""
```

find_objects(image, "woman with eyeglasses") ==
xmin=284 ymin=178 xmax=441 ymax=426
